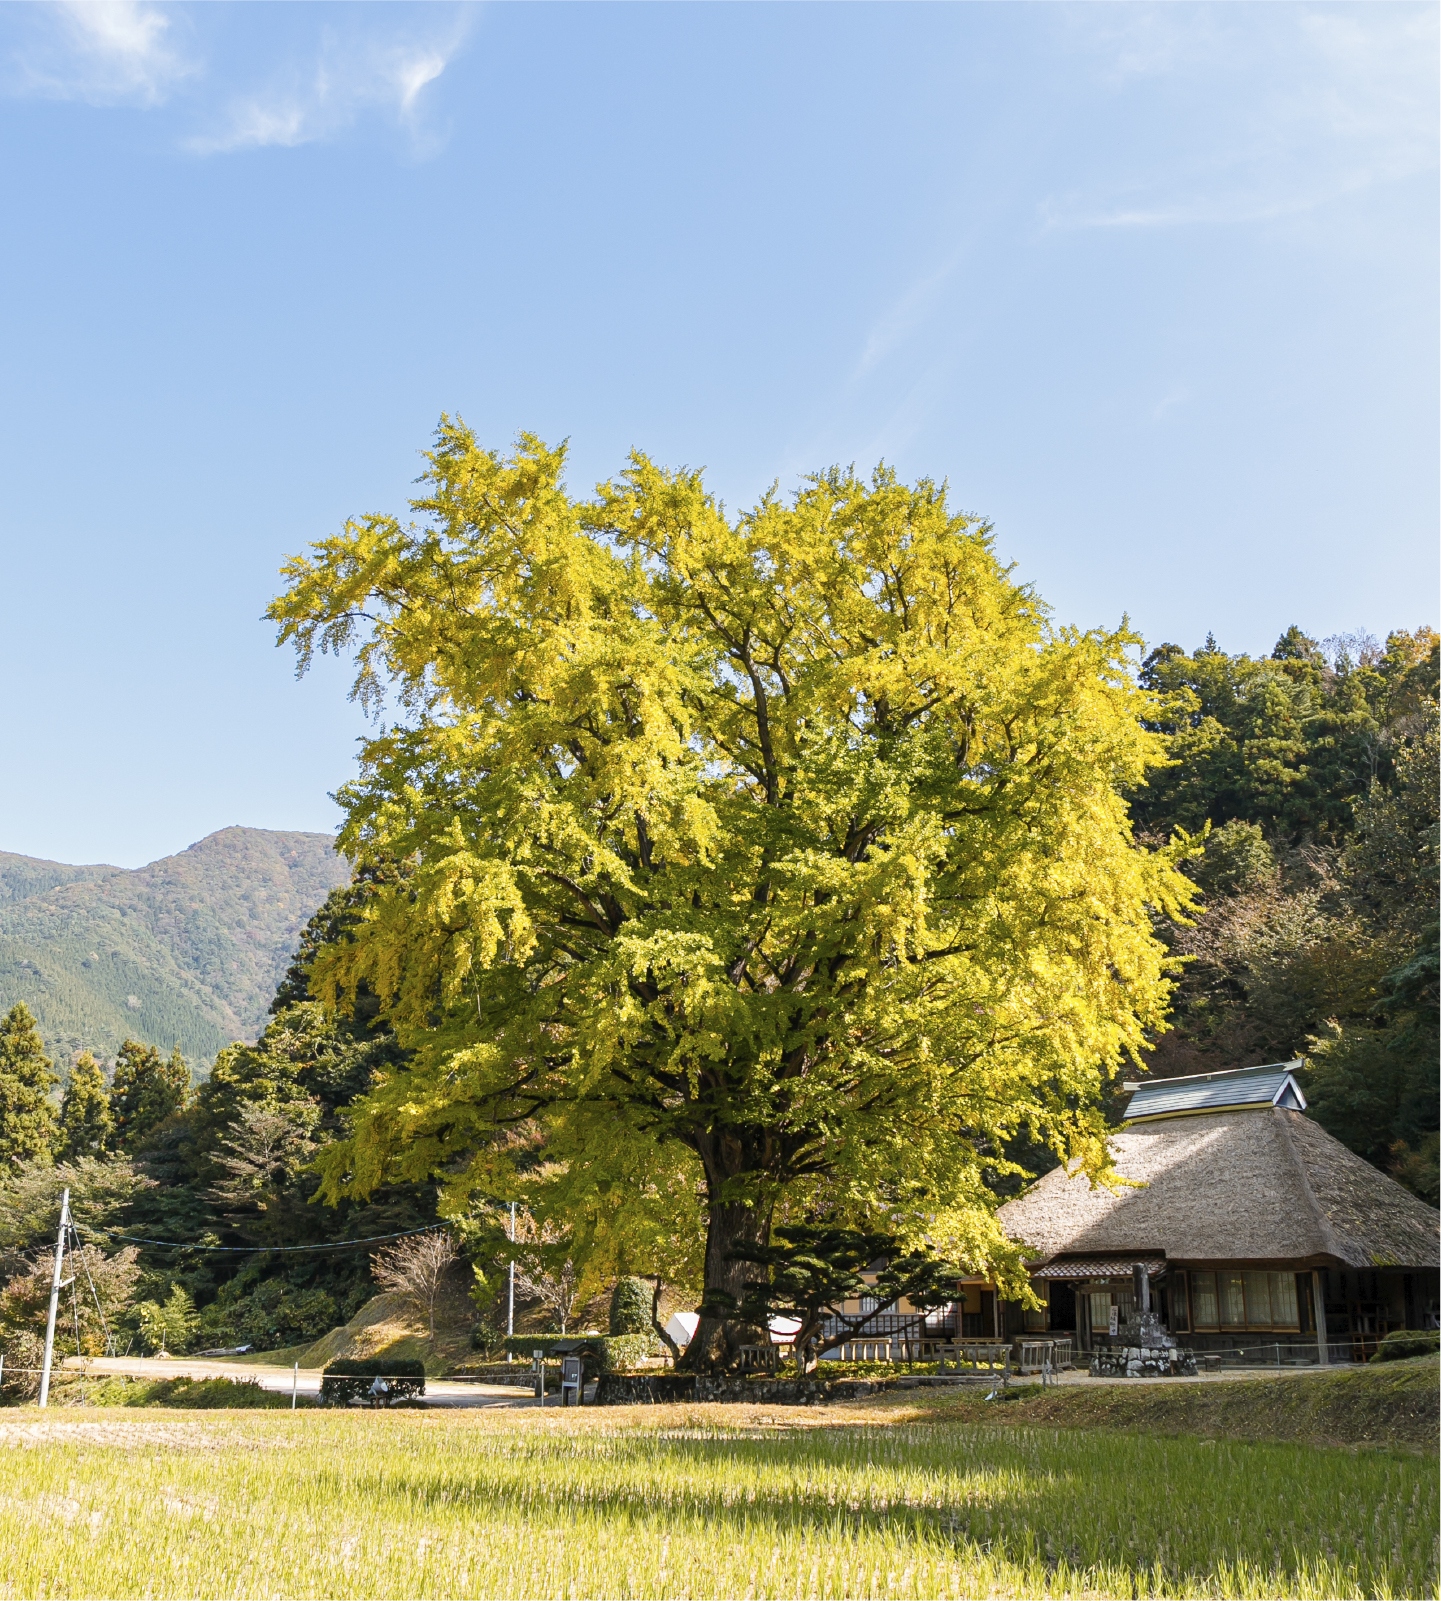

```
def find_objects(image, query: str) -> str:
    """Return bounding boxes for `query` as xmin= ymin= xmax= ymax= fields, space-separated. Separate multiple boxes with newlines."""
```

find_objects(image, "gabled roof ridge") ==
xmin=1270 ymin=1107 xmax=1343 ymax=1261
xmin=1129 ymin=1060 xmax=1302 ymax=1089
xmin=1123 ymin=1061 xmax=1305 ymax=1123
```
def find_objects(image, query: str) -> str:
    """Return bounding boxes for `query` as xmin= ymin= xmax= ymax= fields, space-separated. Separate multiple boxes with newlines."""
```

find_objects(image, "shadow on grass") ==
xmin=297 ymin=1420 xmax=1433 ymax=1596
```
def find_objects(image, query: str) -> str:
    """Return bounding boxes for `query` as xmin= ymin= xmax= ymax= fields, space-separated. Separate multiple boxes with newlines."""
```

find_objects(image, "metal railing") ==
xmin=1189 ymin=1340 xmax=1362 ymax=1369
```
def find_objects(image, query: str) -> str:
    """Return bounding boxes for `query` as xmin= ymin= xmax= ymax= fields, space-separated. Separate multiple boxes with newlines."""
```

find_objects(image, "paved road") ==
xmin=63 ymin=1354 xmax=1336 ymax=1407
xmin=60 ymin=1356 xmax=564 ymax=1408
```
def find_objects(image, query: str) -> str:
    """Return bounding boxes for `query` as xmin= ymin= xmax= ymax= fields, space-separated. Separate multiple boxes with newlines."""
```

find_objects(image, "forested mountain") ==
xmin=0 ymin=828 xmax=350 ymax=1072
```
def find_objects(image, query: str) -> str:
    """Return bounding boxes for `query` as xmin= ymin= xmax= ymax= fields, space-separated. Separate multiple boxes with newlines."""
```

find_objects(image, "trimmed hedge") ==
xmin=321 ymin=1357 xmax=426 ymax=1406
xmin=500 ymin=1334 xmax=652 ymax=1373
xmin=610 ymin=1277 xmax=653 ymax=1335
xmin=1370 ymin=1330 xmax=1440 ymax=1363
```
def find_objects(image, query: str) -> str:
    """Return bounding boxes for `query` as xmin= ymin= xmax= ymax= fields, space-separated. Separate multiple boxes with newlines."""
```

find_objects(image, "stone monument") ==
xmin=1089 ymin=1264 xmax=1197 ymax=1378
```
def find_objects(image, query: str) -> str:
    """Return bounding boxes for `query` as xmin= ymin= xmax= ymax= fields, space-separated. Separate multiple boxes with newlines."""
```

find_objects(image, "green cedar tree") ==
xmin=109 ymin=1040 xmax=190 ymax=1151
xmin=57 ymin=1049 xmax=114 ymax=1161
xmin=0 ymin=1001 xmax=58 ymax=1165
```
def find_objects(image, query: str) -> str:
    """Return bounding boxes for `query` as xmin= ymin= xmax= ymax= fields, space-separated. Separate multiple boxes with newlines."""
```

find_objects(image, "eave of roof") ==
xmin=1030 ymin=1256 xmax=1167 ymax=1280
xmin=1127 ymin=1098 xmax=1294 ymax=1123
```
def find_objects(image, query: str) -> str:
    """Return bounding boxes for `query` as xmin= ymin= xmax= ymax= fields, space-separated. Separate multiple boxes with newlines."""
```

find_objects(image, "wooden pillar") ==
xmin=1312 ymin=1270 xmax=1329 ymax=1365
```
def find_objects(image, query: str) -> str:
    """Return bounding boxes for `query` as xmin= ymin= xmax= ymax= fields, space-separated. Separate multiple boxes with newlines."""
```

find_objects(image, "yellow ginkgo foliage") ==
xmin=270 ymin=423 xmax=1195 ymax=1367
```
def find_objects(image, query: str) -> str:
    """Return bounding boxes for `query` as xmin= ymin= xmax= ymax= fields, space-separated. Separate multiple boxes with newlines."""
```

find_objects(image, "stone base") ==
xmin=1089 ymin=1345 xmax=1197 ymax=1379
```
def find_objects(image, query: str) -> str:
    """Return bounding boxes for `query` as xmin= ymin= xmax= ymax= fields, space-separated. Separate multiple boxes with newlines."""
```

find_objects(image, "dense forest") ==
xmin=0 ymin=623 xmax=1434 ymax=1379
xmin=1126 ymin=624 xmax=1437 ymax=1197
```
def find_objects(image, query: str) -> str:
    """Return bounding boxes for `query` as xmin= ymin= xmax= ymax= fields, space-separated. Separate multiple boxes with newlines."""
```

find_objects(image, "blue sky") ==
xmin=1 ymin=2 xmax=1435 ymax=868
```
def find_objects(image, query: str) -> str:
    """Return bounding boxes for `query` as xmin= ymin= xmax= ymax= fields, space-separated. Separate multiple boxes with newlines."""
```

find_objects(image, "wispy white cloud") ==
xmin=851 ymin=248 xmax=967 ymax=383
xmin=11 ymin=1 xmax=197 ymax=106
xmin=2 ymin=3 xmax=469 ymax=156
xmin=188 ymin=24 xmax=467 ymax=156
xmin=1043 ymin=5 xmax=1438 ymax=233
xmin=1076 ymin=7 xmax=1232 ymax=86
xmin=1041 ymin=186 xmax=1347 ymax=234
xmin=1152 ymin=388 xmax=1188 ymax=424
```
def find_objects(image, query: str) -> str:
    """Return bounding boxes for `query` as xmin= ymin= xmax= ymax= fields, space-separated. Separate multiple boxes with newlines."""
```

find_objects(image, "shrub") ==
xmin=501 ymin=1334 xmax=652 ymax=1373
xmin=320 ymin=1357 xmax=426 ymax=1406
xmin=134 ymin=1285 xmax=200 ymax=1354
xmin=197 ymin=1279 xmax=340 ymax=1351
xmin=609 ymin=1277 xmax=653 ymax=1335
xmin=1370 ymin=1330 xmax=1440 ymax=1363
xmin=0 ymin=1331 xmax=44 ymax=1401
xmin=80 ymin=1375 xmax=303 ymax=1409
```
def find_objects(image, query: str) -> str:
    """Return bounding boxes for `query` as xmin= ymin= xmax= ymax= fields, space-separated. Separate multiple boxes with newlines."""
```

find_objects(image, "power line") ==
xmin=70 ymin=1224 xmax=116 ymax=1356
xmin=77 ymin=1222 xmax=444 ymax=1255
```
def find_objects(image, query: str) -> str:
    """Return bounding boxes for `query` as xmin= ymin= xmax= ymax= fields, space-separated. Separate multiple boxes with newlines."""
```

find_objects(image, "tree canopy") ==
xmin=1133 ymin=626 xmax=1437 ymax=844
xmin=269 ymin=425 xmax=1194 ymax=1365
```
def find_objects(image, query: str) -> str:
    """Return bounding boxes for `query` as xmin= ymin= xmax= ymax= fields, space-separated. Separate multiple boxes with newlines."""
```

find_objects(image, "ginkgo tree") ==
xmin=270 ymin=423 xmax=1194 ymax=1368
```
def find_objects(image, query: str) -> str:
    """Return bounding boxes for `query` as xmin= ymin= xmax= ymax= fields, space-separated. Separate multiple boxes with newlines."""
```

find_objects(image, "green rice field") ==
xmin=1 ymin=1401 xmax=1434 ymax=1599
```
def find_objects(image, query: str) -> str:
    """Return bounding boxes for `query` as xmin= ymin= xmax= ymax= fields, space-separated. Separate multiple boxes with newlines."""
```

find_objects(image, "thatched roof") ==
xmin=998 ymin=1108 xmax=1439 ymax=1271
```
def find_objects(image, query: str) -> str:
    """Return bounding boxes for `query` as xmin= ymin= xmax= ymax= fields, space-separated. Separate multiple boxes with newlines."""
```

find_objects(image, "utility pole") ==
xmin=38 ymin=1188 xmax=71 ymax=1409
xmin=506 ymin=1201 xmax=516 ymax=1361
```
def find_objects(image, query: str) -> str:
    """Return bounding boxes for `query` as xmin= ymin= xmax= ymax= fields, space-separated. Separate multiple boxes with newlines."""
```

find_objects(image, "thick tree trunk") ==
xmin=678 ymin=1131 xmax=774 ymax=1371
xmin=680 ymin=1197 xmax=771 ymax=1370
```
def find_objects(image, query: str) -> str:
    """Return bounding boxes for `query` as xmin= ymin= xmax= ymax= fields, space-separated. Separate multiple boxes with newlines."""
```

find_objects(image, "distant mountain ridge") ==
xmin=0 ymin=827 xmax=351 ymax=1073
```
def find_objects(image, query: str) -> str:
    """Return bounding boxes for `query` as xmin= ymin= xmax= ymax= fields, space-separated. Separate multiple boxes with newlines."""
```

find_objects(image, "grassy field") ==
xmin=929 ymin=1356 xmax=1440 ymax=1452
xmin=2 ymin=1389 xmax=1435 ymax=1600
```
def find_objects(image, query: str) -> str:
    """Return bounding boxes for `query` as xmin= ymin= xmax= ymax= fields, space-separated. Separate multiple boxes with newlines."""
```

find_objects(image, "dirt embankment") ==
xmin=290 ymin=1292 xmax=474 ymax=1376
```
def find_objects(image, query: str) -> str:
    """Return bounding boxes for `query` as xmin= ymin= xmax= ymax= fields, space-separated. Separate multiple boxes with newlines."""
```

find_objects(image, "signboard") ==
xmin=1108 ymin=1306 xmax=1119 ymax=1337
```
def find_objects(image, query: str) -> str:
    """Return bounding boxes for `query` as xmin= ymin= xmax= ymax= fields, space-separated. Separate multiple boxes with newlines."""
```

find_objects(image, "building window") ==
xmin=1023 ymin=1282 xmax=1048 ymax=1331
xmin=1185 ymin=1267 xmax=1302 ymax=1331
xmin=1243 ymin=1271 xmax=1272 ymax=1326
xmin=1269 ymin=1272 xmax=1299 ymax=1328
xmin=859 ymin=1295 xmax=878 ymax=1315
xmin=1088 ymin=1290 xmax=1112 ymax=1334
xmin=1170 ymin=1272 xmax=1191 ymax=1333
xmin=1297 ymin=1274 xmax=1316 ymax=1334
xmin=1191 ymin=1272 xmax=1219 ymax=1329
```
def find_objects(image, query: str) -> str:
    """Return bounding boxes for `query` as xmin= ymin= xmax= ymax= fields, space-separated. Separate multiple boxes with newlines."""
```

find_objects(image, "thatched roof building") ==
xmin=995 ymin=1063 xmax=1439 ymax=1358
xmin=1000 ymin=1105 xmax=1438 ymax=1271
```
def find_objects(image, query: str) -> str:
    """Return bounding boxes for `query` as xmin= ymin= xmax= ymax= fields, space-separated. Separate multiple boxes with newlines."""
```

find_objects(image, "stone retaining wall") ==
xmin=593 ymin=1372 xmax=976 ymax=1406
xmin=449 ymin=1370 xmax=546 ymax=1389
xmin=1089 ymin=1345 xmax=1197 ymax=1378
